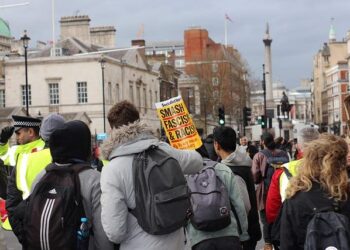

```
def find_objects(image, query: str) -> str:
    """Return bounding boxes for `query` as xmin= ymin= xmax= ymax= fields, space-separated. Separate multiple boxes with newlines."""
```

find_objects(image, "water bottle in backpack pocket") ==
xmin=186 ymin=160 xmax=231 ymax=231
xmin=77 ymin=217 xmax=90 ymax=250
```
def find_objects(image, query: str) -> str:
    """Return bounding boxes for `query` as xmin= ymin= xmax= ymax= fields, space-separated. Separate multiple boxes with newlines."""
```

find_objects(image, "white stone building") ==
xmin=4 ymin=15 xmax=160 ymax=134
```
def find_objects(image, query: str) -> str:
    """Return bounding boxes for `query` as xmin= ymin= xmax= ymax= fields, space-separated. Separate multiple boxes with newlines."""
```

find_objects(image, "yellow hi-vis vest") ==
xmin=279 ymin=159 xmax=303 ymax=202
xmin=15 ymin=140 xmax=46 ymax=200
xmin=1 ymin=138 xmax=45 ymax=231
xmin=24 ymin=148 xmax=52 ymax=198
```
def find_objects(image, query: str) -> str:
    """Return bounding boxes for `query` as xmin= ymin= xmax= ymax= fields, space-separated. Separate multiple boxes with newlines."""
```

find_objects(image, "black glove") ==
xmin=0 ymin=126 xmax=14 ymax=144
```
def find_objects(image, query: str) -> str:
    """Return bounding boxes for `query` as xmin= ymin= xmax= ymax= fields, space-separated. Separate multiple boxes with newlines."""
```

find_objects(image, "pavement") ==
xmin=1 ymin=226 xmax=266 ymax=250
xmin=1 ymin=228 xmax=20 ymax=250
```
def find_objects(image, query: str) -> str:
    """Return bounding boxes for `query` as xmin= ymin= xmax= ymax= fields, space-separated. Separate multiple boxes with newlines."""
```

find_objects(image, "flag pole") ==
xmin=224 ymin=16 xmax=227 ymax=47
xmin=51 ymin=0 xmax=55 ymax=56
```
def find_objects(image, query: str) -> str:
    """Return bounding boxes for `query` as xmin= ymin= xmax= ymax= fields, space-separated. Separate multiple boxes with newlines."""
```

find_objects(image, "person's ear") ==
xmin=214 ymin=140 xmax=221 ymax=151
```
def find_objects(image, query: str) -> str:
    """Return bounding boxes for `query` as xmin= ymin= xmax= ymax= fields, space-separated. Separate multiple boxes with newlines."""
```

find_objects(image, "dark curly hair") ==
xmin=107 ymin=100 xmax=140 ymax=129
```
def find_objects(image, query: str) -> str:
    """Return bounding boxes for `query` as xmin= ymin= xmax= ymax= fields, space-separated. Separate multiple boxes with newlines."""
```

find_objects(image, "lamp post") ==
xmin=21 ymin=30 xmax=30 ymax=116
xmin=99 ymin=55 xmax=106 ymax=133
xmin=262 ymin=64 xmax=267 ymax=118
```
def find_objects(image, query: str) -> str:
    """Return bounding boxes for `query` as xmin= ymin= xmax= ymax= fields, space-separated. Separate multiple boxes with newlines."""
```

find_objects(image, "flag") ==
xmin=225 ymin=13 xmax=233 ymax=22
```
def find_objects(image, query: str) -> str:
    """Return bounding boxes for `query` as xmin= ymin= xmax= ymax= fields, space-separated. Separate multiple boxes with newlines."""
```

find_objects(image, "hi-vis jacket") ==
xmin=279 ymin=159 xmax=302 ymax=202
xmin=1 ymin=138 xmax=45 ymax=233
xmin=265 ymin=159 xmax=302 ymax=224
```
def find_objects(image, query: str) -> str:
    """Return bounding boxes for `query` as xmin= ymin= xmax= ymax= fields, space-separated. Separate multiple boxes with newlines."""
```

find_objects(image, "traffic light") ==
xmin=261 ymin=115 xmax=266 ymax=129
xmin=243 ymin=107 xmax=252 ymax=127
xmin=218 ymin=106 xmax=225 ymax=125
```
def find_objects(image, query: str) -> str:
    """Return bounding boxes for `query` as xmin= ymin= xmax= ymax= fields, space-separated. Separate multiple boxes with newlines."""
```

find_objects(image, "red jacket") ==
xmin=265 ymin=168 xmax=284 ymax=224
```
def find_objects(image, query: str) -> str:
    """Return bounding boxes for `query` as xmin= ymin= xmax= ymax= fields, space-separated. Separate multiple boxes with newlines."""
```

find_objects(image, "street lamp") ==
xmin=21 ymin=30 xmax=30 ymax=116
xmin=99 ymin=55 xmax=106 ymax=133
xmin=262 ymin=64 xmax=267 ymax=117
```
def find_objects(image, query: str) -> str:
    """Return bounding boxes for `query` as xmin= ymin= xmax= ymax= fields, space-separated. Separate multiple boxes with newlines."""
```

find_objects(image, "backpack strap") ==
xmin=283 ymin=167 xmax=292 ymax=179
xmin=230 ymin=202 xmax=242 ymax=235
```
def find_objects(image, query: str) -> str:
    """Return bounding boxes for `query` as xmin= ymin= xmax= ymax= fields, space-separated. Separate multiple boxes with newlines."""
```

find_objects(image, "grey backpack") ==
xmin=186 ymin=160 xmax=232 ymax=231
xmin=129 ymin=145 xmax=190 ymax=235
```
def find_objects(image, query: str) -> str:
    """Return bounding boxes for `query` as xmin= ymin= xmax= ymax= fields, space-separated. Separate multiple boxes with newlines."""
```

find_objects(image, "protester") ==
xmin=212 ymin=127 xmax=261 ymax=250
xmin=280 ymin=134 xmax=350 ymax=249
xmin=31 ymin=120 xmax=114 ymax=250
xmin=246 ymin=144 xmax=259 ymax=160
xmin=100 ymin=100 xmax=203 ymax=250
xmin=203 ymin=134 xmax=217 ymax=161
xmin=240 ymin=136 xmax=248 ymax=149
xmin=186 ymin=144 xmax=249 ymax=250
xmin=6 ymin=114 xmax=65 ymax=242
xmin=91 ymin=146 xmax=104 ymax=172
xmin=251 ymin=132 xmax=289 ymax=250
xmin=266 ymin=127 xmax=320 ymax=224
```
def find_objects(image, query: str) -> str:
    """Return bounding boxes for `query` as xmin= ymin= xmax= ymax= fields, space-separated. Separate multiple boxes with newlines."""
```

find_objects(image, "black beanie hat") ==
xmin=50 ymin=120 xmax=91 ymax=163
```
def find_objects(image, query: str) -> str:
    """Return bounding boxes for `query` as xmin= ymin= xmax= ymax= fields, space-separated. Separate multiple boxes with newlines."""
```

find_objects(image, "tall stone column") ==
xmin=263 ymin=23 xmax=273 ymax=106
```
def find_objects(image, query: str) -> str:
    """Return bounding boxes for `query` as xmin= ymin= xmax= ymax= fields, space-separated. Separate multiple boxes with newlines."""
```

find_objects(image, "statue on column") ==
xmin=281 ymin=91 xmax=290 ymax=119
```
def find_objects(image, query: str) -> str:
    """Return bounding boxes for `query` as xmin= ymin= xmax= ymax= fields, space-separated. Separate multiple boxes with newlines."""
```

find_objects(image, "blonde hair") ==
xmin=286 ymin=134 xmax=349 ymax=201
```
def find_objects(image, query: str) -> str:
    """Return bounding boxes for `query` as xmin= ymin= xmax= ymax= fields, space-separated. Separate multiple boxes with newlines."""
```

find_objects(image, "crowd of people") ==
xmin=0 ymin=100 xmax=348 ymax=250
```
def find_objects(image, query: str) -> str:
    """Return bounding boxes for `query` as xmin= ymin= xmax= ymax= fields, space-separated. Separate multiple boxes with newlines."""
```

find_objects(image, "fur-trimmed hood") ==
xmin=101 ymin=121 xmax=157 ymax=160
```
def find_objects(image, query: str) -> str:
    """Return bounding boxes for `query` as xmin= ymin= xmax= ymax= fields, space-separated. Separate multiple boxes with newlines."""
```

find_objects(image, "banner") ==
xmin=155 ymin=96 xmax=202 ymax=150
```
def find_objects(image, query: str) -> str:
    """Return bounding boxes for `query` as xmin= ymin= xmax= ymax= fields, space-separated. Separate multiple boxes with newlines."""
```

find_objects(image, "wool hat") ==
xmin=12 ymin=115 xmax=41 ymax=131
xmin=39 ymin=113 xmax=65 ymax=142
xmin=50 ymin=120 xmax=91 ymax=164
xmin=297 ymin=126 xmax=320 ymax=147
xmin=107 ymin=100 xmax=140 ymax=129
xmin=213 ymin=126 xmax=237 ymax=152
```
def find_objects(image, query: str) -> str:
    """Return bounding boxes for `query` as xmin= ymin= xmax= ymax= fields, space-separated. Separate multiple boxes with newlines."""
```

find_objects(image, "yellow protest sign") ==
xmin=155 ymin=96 xmax=202 ymax=150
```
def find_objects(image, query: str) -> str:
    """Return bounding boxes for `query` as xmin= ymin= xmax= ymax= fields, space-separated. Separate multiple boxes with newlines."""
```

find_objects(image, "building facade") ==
xmin=321 ymin=62 xmax=349 ymax=134
xmin=4 ymin=15 xmax=160 ymax=134
xmin=312 ymin=40 xmax=347 ymax=126
xmin=181 ymin=27 xmax=250 ymax=136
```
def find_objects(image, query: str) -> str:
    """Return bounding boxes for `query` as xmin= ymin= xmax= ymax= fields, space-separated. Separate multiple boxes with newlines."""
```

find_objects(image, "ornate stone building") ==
xmin=4 ymin=15 xmax=160 ymax=134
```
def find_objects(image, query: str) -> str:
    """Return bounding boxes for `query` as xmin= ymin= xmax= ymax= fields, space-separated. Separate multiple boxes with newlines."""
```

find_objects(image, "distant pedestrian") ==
xmin=265 ymin=126 xmax=319 ymax=246
xmin=280 ymin=134 xmax=350 ymax=249
xmin=100 ymin=100 xmax=203 ymax=250
xmin=246 ymin=144 xmax=259 ymax=160
xmin=251 ymin=132 xmax=289 ymax=250
xmin=240 ymin=136 xmax=248 ymax=150
xmin=203 ymin=134 xmax=217 ymax=161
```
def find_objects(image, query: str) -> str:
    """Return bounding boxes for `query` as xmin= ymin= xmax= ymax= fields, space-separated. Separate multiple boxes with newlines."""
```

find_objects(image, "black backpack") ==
xmin=24 ymin=163 xmax=91 ymax=250
xmin=260 ymin=149 xmax=289 ymax=198
xmin=130 ymin=145 xmax=190 ymax=235
xmin=304 ymin=200 xmax=350 ymax=250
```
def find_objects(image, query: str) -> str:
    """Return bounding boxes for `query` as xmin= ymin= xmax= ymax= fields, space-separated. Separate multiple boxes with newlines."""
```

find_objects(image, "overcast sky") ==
xmin=2 ymin=0 xmax=350 ymax=89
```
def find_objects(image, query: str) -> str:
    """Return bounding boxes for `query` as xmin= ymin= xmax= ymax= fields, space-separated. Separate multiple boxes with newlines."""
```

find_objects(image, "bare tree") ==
xmin=184 ymin=45 xmax=249 ymax=133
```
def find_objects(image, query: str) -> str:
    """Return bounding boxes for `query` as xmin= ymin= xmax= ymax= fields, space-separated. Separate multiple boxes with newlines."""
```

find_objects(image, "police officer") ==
xmin=2 ymin=115 xmax=44 ymax=234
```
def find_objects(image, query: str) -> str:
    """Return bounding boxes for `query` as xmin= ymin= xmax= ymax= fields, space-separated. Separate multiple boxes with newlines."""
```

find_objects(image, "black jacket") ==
xmin=6 ymin=167 xmax=26 ymax=244
xmin=230 ymin=165 xmax=262 ymax=243
xmin=280 ymin=182 xmax=350 ymax=250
